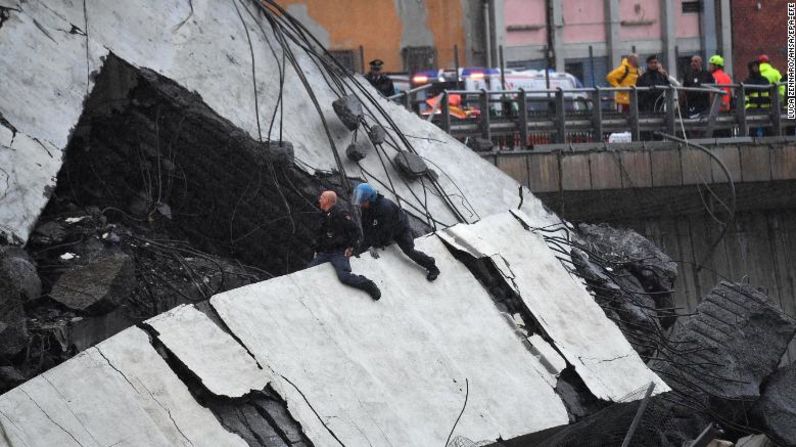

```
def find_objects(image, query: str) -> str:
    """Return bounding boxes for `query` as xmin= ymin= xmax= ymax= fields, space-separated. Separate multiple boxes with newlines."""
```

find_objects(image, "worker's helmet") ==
xmin=758 ymin=54 xmax=770 ymax=63
xmin=352 ymin=183 xmax=377 ymax=206
xmin=708 ymin=55 xmax=724 ymax=67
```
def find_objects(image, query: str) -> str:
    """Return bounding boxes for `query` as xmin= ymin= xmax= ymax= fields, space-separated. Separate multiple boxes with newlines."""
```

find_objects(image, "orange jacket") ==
xmin=711 ymin=68 xmax=732 ymax=111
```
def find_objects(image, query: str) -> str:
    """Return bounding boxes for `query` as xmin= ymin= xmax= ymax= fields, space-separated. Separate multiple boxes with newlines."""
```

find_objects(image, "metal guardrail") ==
xmin=390 ymin=83 xmax=793 ymax=147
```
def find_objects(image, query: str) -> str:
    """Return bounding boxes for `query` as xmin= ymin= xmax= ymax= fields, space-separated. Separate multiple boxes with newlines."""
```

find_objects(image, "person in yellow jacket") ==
xmin=758 ymin=54 xmax=785 ymax=99
xmin=606 ymin=54 xmax=640 ymax=113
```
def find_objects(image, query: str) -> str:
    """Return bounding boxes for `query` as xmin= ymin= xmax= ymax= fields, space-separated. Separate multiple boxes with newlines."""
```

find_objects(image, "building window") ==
xmin=328 ymin=50 xmax=358 ymax=73
xmin=682 ymin=1 xmax=702 ymax=13
xmin=403 ymin=46 xmax=437 ymax=73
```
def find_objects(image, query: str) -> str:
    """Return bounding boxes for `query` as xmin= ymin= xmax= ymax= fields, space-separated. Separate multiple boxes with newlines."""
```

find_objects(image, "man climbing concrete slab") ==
xmin=353 ymin=183 xmax=440 ymax=281
xmin=309 ymin=191 xmax=381 ymax=300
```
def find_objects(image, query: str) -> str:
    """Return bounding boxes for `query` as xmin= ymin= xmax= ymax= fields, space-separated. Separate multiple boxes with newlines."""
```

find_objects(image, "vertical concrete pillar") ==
xmin=661 ymin=0 xmax=677 ymax=79
xmin=605 ymin=0 xmax=621 ymax=69
xmin=552 ymin=0 xmax=565 ymax=72
xmin=718 ymin=0 xmax=733 ymax=76
xmin=701 ymin=0 xmax=717 ymax=59
xmin=493 ymin=0 xmax=506 ymax=57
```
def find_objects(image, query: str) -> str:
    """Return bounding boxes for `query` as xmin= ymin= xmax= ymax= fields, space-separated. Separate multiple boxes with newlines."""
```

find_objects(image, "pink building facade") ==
xmin=493 ymin=0 xmax=730 ymax=86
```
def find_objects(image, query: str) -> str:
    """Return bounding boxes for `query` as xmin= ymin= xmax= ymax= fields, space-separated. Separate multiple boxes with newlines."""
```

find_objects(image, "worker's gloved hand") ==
xmin=344 ymin=247 xmax=353 ymax=258
xmin=368 ymin=247 xmax=380 ymax=259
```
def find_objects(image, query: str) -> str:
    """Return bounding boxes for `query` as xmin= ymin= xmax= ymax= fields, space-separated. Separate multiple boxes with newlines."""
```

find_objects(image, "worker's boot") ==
xmin=426 ymin=265 xmax=440 ymax=282
xmin=363 ymin=280 xmax=381 ymax=301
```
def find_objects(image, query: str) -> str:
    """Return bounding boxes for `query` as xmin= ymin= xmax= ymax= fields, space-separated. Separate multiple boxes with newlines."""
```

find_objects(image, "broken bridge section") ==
xmin=438 ymin=211 xmax=670 ymax=402
xmin=211 ymin=235 xmax=570 ymax=445
xmin=0 ymin=327 xmax=247 ymax=446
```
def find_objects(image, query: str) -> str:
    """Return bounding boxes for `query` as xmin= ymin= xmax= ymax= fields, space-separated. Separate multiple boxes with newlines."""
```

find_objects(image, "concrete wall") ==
xmin=277 ymin=0 xmax=481 ymax=71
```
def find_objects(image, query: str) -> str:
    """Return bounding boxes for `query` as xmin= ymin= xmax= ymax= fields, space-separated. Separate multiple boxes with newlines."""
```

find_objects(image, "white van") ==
xmin=462 ymin=68 xmax=590 ymax=114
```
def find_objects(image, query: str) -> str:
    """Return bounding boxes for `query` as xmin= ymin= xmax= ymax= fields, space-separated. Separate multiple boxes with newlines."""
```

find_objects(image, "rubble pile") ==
xmin=0 ymin=53 xmax=343 ymax=394
xmin=572 ymin=223 xmax=678 ymax=358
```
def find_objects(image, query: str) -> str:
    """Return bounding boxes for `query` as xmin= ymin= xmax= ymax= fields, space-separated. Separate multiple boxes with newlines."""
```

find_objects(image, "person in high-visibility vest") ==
xmin=758 ymin=54 xmax=785 ymax=99
xmin=744 ymin=60 xmax=771 ymax=137
xmin=744 ymin=60 xmax=771 ymax=110
xmin=605 ymin=54 xmax=640 ymax=113
xmin=708 ymin=55 xmax=732 ymax=112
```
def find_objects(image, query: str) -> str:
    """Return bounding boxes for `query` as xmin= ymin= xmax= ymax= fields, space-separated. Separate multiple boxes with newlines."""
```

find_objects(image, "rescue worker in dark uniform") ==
xmin=309 ymin=191 xmax=381 ymax=300
xmin=364 ymin=59 xmax=395 ymax=97
xmin=352 ymin=183 xmax=440 ymax=281
xmin=681 ymin=55 xmax=715 ymax=117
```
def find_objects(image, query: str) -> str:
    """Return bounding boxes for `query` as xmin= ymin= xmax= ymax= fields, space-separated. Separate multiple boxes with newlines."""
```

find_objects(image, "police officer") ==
xmin=365 ymin=59 xmax=395 ymax=97
xmin=352 ymin=183 xmax=440 ymax=281
xmin=309 ymin=190 xmax=381 ymax=300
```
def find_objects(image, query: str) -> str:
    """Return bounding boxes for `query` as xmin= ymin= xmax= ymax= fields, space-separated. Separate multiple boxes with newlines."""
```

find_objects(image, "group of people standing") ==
xmin=606 ymin=52 xmax=784 ymax=134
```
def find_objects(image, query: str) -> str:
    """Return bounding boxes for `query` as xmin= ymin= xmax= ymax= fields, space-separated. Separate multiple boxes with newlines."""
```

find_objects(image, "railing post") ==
xmin=404 ymin=90 xmax=411 ymax=111
xmin=555 ymin=88 xmax=566 ymax=144
xmin=518 ymin=88 xmax=529 ymax=148
xmin=665 ymin=86 xmax=676 ymax=135
xmin=591 ymin=87 xmax=603 ymax=141
xmin=736 ymin=83 xmax=748 ymax=137
xmin=770 ymin=84 xmax=783 ymax=136
xmin=441 ymin=91 xmax=451 ymax=134
xmin=479 ymin=89 xmax=491 ymax=140
xmin=629 ymin=87 xmax=641 ymax=141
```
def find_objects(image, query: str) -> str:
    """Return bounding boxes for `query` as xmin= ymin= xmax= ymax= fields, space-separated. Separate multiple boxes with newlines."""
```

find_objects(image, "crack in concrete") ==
xmin=95 ymin=345 xmax=195 ymax=446
xmin=31 ymin=17 xmax=57 ymax=43
xmin=41 ymin=375 xmax=102 ymax=447
xmin=19 ymin=388 xmax=85 ymax=446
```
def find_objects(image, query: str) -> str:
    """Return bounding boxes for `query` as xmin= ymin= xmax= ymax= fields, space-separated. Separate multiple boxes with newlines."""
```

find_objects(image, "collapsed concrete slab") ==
xmin=146 ymin=304 xmax=271 ymax=399
xmin=0 ymin=327 xmax=247 ymax=446
xmin=48 ymin=252 xmax=135 ymax=315
xmin=649 ymin=282 xmax=796 ymax=405
xmin=212 ymin=235 xmax=570 ymax=445
xmin=438 ymin=212 xmax=670 ymax=402
xmin=752 ymin=362 xmax=796 ymax=447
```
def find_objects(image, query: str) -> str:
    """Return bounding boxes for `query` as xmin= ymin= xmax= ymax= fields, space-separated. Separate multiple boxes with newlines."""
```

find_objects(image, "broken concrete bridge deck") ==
xmin=0 ymin=212 xmax=669 ymax=446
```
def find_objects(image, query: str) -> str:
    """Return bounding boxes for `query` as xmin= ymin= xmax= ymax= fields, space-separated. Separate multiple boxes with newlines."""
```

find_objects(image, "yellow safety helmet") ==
xmin=708 ymin=55 xmax=724 ymax=67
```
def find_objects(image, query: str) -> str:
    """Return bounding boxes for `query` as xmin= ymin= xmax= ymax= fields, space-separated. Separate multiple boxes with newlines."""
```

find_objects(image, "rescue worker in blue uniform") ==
xmin=364 ymin=59 xmax=395 ymax=97
xmin=352 ymin=183 xmax=440 ymax=281
xmin=309 ymin=190 xmax=381 ymax=300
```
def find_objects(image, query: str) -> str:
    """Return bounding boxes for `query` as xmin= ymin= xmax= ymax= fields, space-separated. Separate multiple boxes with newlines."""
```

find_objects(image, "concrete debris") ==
xmin=577 ymin=223 xmax=678 ymax=326
xmin=0 ymin=327 xmax=248 ymax=446
xmin=752 ymin=362 xmax=796 ymax=446
xmin=0 ymin=246 xmax=42 ymax=303
xmin=554 ymin=368 xmax=611 ymax=423
xmin=466 ymin=137 xmax=494 ymax=152
xmin=30 ymin=221 xmax=66 ymax=245
xmin=49 ymin=252 xmax=135 ymax=315
xmin=332 ymin=94 xmax=363 ymax=130
xmin=345 ymin=139 xmax=370 ymax=161
xmin=368 ymin=124 xmax=387 ymax=144
xmin=439 ymin=212 xmax=669 ymax=401
xmin=394 ymin=151 xmax=429 ymax=178
xmin=737 ymin=435 xmax=777 ymax=447
xmin=0 ymin=246 xmax=38 ymax=356
xmin=263 ymin=140 xmax=295 ymax=165
xmin=649 ymin=282 xmax=796 ymax=405
xmin=146 ymin=304 xmax=271 ymax=398
xmin=527 ymin=394 xmax=708 ymax=447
